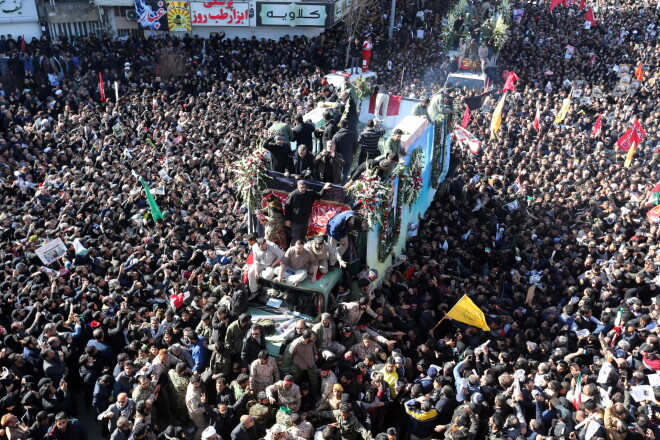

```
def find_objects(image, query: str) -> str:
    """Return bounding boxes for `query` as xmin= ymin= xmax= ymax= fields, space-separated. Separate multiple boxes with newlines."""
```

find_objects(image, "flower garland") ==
xmin=233 ymin=146 xmax=269 ymax=212
xmin=353 ymin=76 xmax=372 ymax=100
xmin=347 ymin=167 xmax=393 ymax=229
xmin=402 ymin=148 xmax=425 ymax=206
xmin=377 ymin=165 xmax=406 ymax=262
xmin=431 ymin=120 xmax=449 ymax=189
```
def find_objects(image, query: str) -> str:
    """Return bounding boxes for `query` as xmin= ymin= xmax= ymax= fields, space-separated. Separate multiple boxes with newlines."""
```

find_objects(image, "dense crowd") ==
xmin=0 ymin=0 xmax=659 ymax=439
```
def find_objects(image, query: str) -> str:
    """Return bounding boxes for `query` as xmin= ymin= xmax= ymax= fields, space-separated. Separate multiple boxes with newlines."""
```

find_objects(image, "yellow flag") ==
xmin=490 ymin=92 xmax=507 ymax=138
xmin=554 ymin=90 xmax=573 ymax=124
xmin=624 ymin=141 xmax=637 ymax=168
xmin=445 ymin=294 xmax=491 ymax=331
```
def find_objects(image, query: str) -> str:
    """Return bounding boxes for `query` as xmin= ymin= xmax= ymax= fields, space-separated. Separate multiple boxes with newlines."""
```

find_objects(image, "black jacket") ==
xmin=284 ymin=188 xmax=326 ymax=224
xmin=230 ymin=422 xmax=266 ymax=440
xmin=292 ymin=121 xmax=315 ymax=150
xmin=264 ymin=138 xmax=292 ymax=173
xmin=286 ymin=150 xmax=314 ymax=177
xmin=358 ymin=125 xmax=386 ymax=155
xmin=322 ymin=119 xmax=339 ymax=146
xmin=332 ymin=128 xmax=359 ymax=164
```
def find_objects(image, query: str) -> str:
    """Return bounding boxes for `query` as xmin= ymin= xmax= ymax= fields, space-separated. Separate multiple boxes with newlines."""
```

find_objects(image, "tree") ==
xmin=339 ymin=0 xmax=381 ymax=65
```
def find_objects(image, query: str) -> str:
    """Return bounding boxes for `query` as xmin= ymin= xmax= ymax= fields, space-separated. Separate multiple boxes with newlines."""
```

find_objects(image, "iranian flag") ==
xmin=573 ymin=372 xmax=582 ymax=409
xmin=592 ymin=114 xmax=602 ymax=136
xmin=647 ymin=181 xmax=660 ymax=205
xmin=533 ymin=105 xmax=541 ymax=131
xmin=453 ymin=125 xmax=481 ymax=154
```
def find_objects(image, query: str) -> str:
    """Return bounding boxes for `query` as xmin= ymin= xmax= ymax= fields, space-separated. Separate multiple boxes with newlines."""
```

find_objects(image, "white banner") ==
xmin=36 ymin=238 xmax=68 ymax=265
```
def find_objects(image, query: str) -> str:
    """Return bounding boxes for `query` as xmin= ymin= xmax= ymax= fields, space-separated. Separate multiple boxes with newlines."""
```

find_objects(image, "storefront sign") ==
xmin=256 ymin=2 xmax=330 ymax=27
xmin=191 ymin=0 xmax=251 ymax=26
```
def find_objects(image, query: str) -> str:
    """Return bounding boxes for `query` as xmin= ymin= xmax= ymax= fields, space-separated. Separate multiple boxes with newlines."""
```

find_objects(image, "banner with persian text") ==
xmin=256 ymin=2 xmax=332 ymax=27
xmin=191 ymin=0 xmax=252 ymax=26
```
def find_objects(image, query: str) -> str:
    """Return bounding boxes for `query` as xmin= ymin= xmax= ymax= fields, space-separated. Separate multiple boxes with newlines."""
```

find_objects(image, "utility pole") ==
xmin=388 ymin=0 xmax=395 ymax=40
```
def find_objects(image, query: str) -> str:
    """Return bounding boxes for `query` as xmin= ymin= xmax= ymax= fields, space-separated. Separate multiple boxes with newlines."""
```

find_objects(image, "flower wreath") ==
xmin=233 ymin=146 xmax=269 ymax=211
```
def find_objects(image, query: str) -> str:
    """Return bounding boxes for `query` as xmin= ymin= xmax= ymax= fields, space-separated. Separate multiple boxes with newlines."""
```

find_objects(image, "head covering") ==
xmin=270 ymin=424 xmax=286 ymax=435
xmin=202 ymin=426 xmax=217 ymax=439
xmin=284 ymin=375 xmax=294 ymax=383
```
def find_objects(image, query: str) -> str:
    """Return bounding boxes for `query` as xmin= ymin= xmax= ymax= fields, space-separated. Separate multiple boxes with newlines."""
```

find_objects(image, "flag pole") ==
xmin=430 ymin=314 xmax=449 ymax=333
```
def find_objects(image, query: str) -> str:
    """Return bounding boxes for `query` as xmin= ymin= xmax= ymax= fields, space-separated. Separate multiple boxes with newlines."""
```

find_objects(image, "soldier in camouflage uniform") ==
xmin=265 ymin=423 xmax=307 ymax=440
xmin=288 ymin=413 xmax=315 ymax=440
xmin=317 ymin=404 xmax=373 ymax=440
xmin=250 ymin=350 xmax=280 ymax=393
xmin=168 ymin=362 xmax=191 ymax=425
xmin=260 ymin=192 xmax=288 ymax=251
xmin=248 ymin=392 xmax=276 ymax=426
xmin=266 ymin=375 xmax=302 ymax=411
xmin=348 ymin=333 xmax=381 ymax=361
xmin=312 ymin=313 xmax=345 ymax=360
xmin=275 ymin=405 xmax=293 ymax=428
xmin=339 ymin=297 xmax=378 ymax=327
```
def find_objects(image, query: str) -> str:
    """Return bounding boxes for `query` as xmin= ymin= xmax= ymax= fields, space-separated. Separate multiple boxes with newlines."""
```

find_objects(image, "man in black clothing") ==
xmin=263 ymin=135 xmax=292 ymax=173
xmin=241 ymin=325 xmax=266 ymax=367
xmin=230 ymin=415 xmax=266 ymax=440
xmin=292 ymin=115 xmax=315 ymax=153
xmin=358 ymin=119 xmax=385 ymax=165
xmin=332 ymin=119 xmax=359 ymax=184
xmin=314 ymin=140 xmax=345 ymax=185
xmin=284 ymin=180 xmax=332 ymax=243
xmin=339 ymin=91 xmax=359 ymax=134
xmin=285 ymin=144 xmax=314 ymax=179
xmin=318 ymin=110 xmax=338 ymax=147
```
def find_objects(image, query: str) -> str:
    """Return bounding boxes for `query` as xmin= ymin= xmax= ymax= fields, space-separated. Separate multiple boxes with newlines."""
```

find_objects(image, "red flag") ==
xmin=592 ymin=114 xmax=602 ymax=136
xmin=617 ymin=120 xmax=646 ymax=152
xmin=20 ymin=35 xmax=25 ymax=51
xmin=647 ymin=204 xmax=660 ymax=223
xmin=98 ymin=72 xmax=106 ymax=102
xmin=367 ymin=94 xmax=402 ymax=116
xmin=585 ymin=8 xmax=596 ymax=26
xmin=578 ymin=0 xmax=585 ymax=9
xmin=635 ymin=62 xmax=644 ymax=81
xmin=402 ymin=266 xmax=415 ymax=280
xmin=633 ymin=120 xmax=647 ymax=140
xmin=502 ymin=71 xmax=519 ymax=92
xmin=550 ymin=0 xmax=563 ymax=12
xmin=461 ymin=105 xmax=471 ymax=128
xmin=533 ymin=106 xmax=541 ymax=131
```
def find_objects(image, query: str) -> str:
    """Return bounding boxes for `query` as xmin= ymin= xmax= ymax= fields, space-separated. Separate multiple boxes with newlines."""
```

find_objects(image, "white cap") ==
xmin=270 ymin=424 xmax=286 ymax=435
xmin=202 ymin=427 xmax=217 ymax=439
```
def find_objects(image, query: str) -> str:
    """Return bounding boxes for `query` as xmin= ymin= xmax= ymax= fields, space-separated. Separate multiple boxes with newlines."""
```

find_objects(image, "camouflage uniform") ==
xmin=266 ymin=381 xmax=302 ymax=411
xmin=353 ymin=327 xmax=390 ymax=346
xmin=348 ymin=340 xmax=380 ymax=361
xmin=263 ymin=203 xmax=288 ymax=251
xmin=168 ymin=370 xmax=190 ymax=423
xmin=275 ymin=407 xmax=293 ymax=428
xmin=320 ymin=371 xmax=338 ymax=403
xmin=340 ymin=301 xmax=378 ymax=327
xmin=317 ymin=409 xmax=373 ymax=440
xmin=289 ymin=421 xmax=315 ymax=440
xmin=312 ymin=321 xmax=345 ymax=359
xmin=249 ymin=402 xmax=276 ymax=426
xmin=249 ymin=357 xmax=280 ymax=393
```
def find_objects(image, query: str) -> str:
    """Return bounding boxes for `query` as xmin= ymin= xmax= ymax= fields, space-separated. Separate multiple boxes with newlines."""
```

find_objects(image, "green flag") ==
xmin=140 ymin=177 xmax=163 ymax=221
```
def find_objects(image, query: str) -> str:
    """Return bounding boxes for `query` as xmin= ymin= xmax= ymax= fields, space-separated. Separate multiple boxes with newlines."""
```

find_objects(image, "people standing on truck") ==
xmin=358 ymin=119 xmax=386 ymax=165
xmin=284 ymin=181 xmax=332 ymax=243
